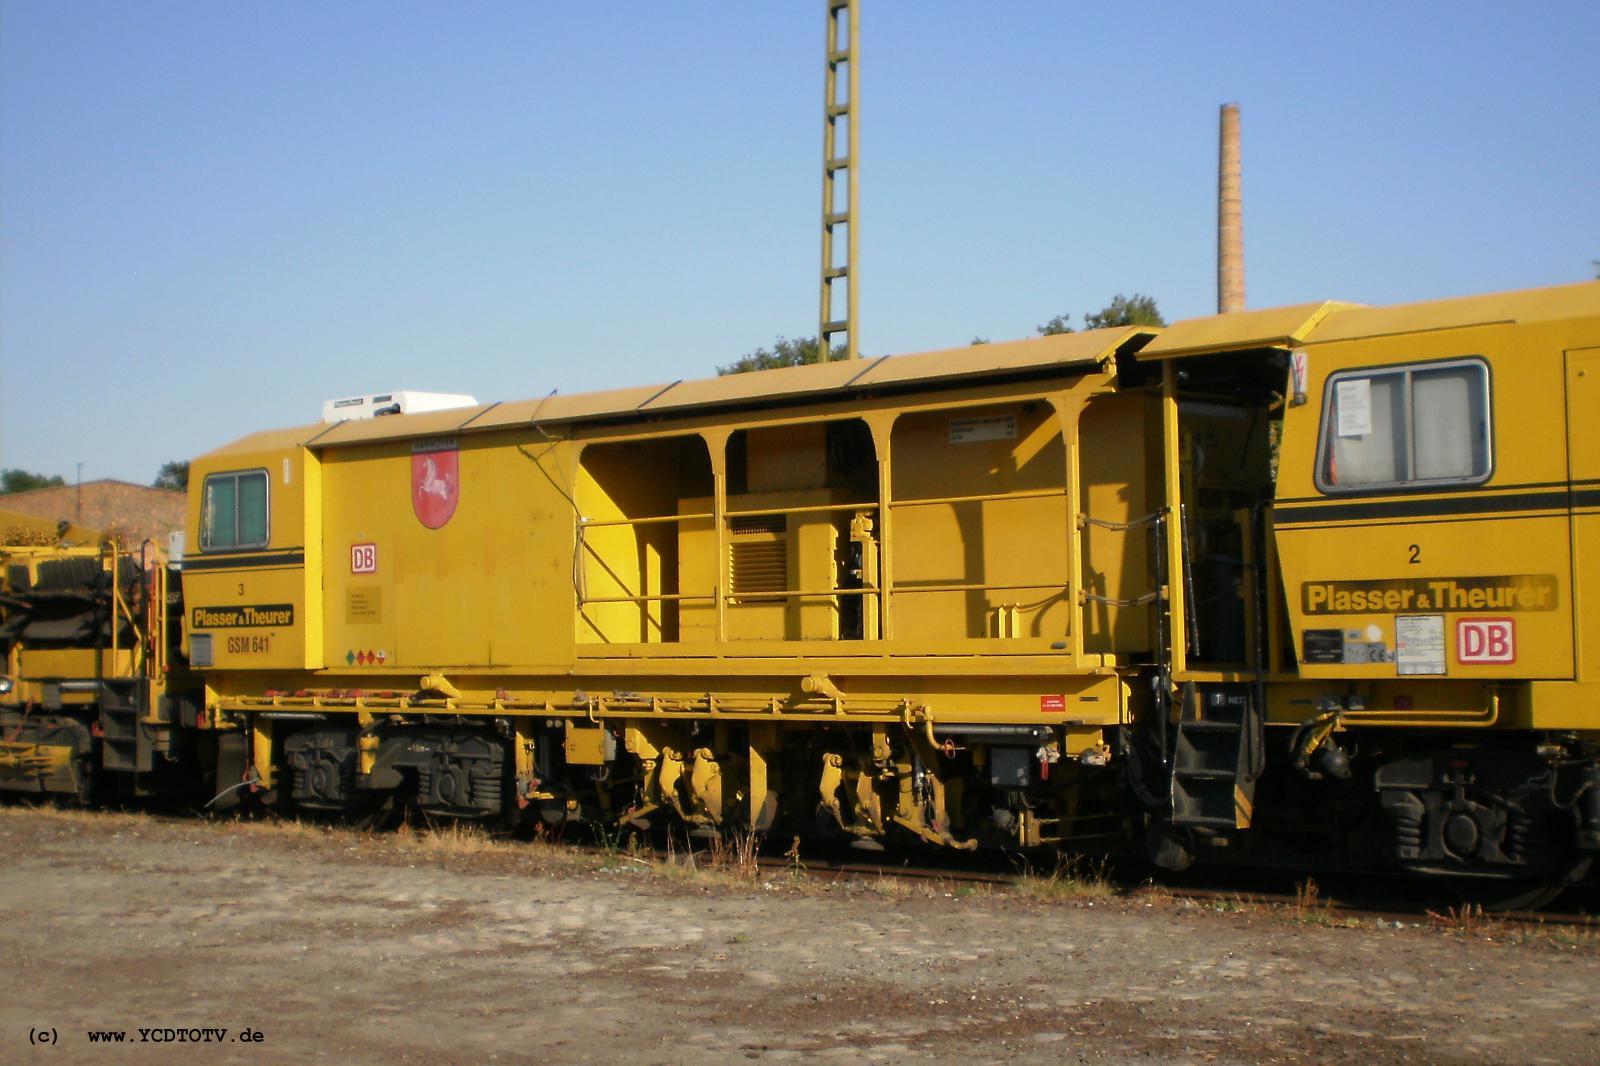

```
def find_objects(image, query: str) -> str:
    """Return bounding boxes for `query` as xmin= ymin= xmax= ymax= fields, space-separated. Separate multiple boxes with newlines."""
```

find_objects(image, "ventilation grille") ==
xmin=731 ymin=541 xmax=787 ymax=595
xmin=731 ymin=514 xmax=786 ymax=536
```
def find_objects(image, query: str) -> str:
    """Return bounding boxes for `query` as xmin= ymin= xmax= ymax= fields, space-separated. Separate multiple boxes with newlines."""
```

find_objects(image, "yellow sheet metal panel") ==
xmin=1077 ymin=391 xmax=1161 ymax=655
xmin=306 ymin=406 xmax=495 ymax=447
xmin=320 ymin=428 xmax=579 ymax=671
xmin=182 ymin=442 xmax=313 ymax=672
xmin=638 ymin=331 xmax=1136 ymax=414
xmin=1304 ymin=281 xmax=1600 ymax=346
xmin=637 ymin=358 xmax=870 ymax=414
xmin=563 ymin=722 xmax=610 ymax=765
xmin=1565 ymin=344 xmax=1600 ymax=689
xmin=855 ymin=327 xmax=1143 ymax=387
xmin=887 ymin=401 xmax=1070 ymax=643
xmin=302 ymin=331 xmax=1142 ymax=454
xmin=1275 ymin=509 xmax=1575 ymax=681
xmin=1273 ymin=316 xmax=1584 ymax=683
xmin=17 ymin=648 xmax=130 ymax=680
xmin=467 ymin=384 xmax=677 ymax=430
xmin=301 ymin=386 xmax=677 ymax=451
xmin=1139 ymin=302 xmax=1355 ymax=360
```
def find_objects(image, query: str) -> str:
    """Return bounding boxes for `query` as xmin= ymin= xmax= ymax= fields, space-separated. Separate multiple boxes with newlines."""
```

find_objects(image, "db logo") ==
xmin=351 ymin=542 xmax=377 ymax=574
xmin=1457 ymin=618 xmax=1515 ymax=664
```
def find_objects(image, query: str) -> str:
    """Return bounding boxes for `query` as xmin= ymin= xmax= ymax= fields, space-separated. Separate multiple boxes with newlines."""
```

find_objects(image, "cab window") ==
xmin=201 ymin=470 xmax=269 ymax=549
xmin=1315 ymin=359 xmax=1491 ymax=492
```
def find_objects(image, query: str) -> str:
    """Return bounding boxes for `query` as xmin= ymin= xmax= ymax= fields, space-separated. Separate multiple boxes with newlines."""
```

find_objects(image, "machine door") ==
xmin=1274 ymin=324 xmax=1575 ymax=682
xmin=1567 ymin=347 xmax=1600 ymax=683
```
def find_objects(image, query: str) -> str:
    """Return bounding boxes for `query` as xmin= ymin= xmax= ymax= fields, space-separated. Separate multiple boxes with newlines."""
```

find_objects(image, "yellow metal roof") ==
xmin=1138 ymin=302 xmax=1356 ymax=360
xmin=196 ymin=424 xmax=321 ymax=459
xmin=468 ymin=384 xmax=679 ymax=431
xmin=302 ymin=405 xmax=499 ymax=448
xmin=1302 ymin=281 xmax=1600 ymax=345
xmin=195 ymin=281 xmax=1600 ymax=461
xmin=288 ymin=327 xmax=1145 ymax=451
xmin=857 ymin=327 xmax=1144 ymax=387
xmin=1138 ymin=282 xmax=1600 ymax=360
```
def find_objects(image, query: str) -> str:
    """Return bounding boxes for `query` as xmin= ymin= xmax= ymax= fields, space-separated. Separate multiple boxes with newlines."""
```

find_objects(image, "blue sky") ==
xmin=3 ymin=1 xmax=1597 ymax=484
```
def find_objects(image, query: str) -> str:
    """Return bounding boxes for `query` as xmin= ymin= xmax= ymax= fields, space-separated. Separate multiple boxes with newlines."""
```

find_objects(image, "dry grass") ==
xmin=1421 ymin=904 xmax=1599 ymax=949
xmin=863 ymin=873 xmax=914 ymax=899
xmin=1290 ymin=877 xmax=1334 ymax=925
xmin=1012 ymin=854 xmax=1117 ymax=903
xmin=703 ymin=827 xmax=761 ymax=879
xmin=9 ymin=806 xmax=1597 ymax=950
xmin=0 ymin=804 xmax=139 ymax=825
xmin=651 ymin=827 xmax=764 ymax=889
xmin=405 ymin=820 xmax=520 ymax=857
xmin=1426 ymin=902 xmax=1489 ymax=933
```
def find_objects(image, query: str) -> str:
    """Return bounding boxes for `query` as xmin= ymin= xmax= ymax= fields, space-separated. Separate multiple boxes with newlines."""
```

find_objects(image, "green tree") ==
xmin=0 ymin=469 xmax=66 ymax=494
xmin=154 ymin=461 xmax=189 ymax=491
xmin=1083 ymin=293 xmax=1166 ymax=329
xmin=1038 ymin=293 xmax=1166 ymax=336
xmin=718 ymin=335 xmax=845 ymax=375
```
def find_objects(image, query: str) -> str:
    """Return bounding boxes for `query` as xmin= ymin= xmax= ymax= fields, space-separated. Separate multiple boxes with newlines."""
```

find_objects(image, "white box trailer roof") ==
xmin=320 ymin=391 xmax=478 ymax=423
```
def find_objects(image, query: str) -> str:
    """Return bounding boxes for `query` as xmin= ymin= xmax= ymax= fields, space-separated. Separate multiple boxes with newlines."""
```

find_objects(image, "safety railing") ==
xmin=576 ymin=482 xmax=1079 ymax=644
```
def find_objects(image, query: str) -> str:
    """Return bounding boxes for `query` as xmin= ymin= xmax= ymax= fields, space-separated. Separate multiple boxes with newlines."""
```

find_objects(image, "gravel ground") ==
xmin=2 ymin=806 xmax=1597 ymax=1065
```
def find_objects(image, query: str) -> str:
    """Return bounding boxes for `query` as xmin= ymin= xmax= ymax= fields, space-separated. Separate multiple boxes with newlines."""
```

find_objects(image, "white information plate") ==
xmin=949 ymin=414 xmax=1017 ymax=445
xmin=1335 ymin=378 xmax=1372 ymax=437
xmin=1396 ymin=614 xmax=1446 ymax=675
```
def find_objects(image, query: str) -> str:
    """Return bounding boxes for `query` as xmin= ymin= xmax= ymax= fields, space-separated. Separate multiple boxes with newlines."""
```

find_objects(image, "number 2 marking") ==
xmin=1408 ymin=544 xmax=1421 ymax=565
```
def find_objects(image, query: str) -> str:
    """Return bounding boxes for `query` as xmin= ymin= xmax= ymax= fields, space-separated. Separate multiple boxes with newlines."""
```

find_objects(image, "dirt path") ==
xmin=2 ymin=807 xmax=1596 ymax=1064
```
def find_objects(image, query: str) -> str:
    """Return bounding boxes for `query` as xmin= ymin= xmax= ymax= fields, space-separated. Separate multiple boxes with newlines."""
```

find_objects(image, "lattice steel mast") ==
xmin=819 ymin=0 xmax=860 ymax=361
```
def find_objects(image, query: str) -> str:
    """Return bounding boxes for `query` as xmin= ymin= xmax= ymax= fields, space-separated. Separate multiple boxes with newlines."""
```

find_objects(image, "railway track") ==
xmin=749 ymin=846 xmax=1600 ymax=930
xmin=9 ymin=799 xmax=1596 ymax=930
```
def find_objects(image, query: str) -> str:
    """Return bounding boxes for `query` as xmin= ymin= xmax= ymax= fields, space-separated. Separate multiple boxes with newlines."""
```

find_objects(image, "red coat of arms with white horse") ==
xmin=411 ymin=437 xmax=459 ymax=529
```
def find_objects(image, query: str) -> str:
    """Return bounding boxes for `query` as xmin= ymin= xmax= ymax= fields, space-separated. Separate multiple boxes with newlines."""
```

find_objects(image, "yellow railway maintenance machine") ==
xmin=176 ymin=281 xmax=1600 ymax=902
xmin=0 ymin=511 xmax=199 ymax=802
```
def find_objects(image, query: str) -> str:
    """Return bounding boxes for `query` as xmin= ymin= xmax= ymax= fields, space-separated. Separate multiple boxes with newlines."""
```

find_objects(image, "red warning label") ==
xmin=1040 ymin=694 xmax=1066 ymax=713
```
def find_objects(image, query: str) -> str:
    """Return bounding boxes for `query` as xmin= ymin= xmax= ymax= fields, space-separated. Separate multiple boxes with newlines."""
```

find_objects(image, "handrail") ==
xmin=583 ymin=581 xmax=1070 ymax=607
xmin=729 ymin=587 xmax=876 ymax=603
xmin=891 ymin=487 xmax=1067 ymax=509
xmin=725 ymin=500 xmax=877 ymax=519
xmin=894 ymin=580 xmax=1068 ymax=595
xmin=579 ymin=592 xmax=717 ymax=606
xmin=578 ymin=511 xmax=714 ymax=530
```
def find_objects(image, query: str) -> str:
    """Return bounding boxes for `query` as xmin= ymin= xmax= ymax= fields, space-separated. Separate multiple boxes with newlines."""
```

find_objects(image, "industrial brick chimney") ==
xmin=1217 ymin=103 xmax=1245 ymax=314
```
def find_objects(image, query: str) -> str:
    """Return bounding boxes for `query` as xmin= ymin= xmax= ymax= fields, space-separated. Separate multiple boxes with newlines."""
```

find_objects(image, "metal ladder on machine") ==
xmin=1166 ymin=508 xmax=1264 ymax=835
xmin=98 ymin=679 xmax=152 ymax=776
xmin=818 ymin=0 xmax=859 ymax=363
xmin=1170 ymin=682 xmax=1260 ymax=833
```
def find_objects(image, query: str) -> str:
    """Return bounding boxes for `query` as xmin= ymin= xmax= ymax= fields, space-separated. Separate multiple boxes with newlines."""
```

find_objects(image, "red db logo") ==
xmin=351 ymin=543 xmax=377 ymax=574
xmin=1456 ymin=618 xmax=1515 ymax=664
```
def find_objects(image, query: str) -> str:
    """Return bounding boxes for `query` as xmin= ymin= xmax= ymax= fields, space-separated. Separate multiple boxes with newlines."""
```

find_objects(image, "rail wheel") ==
xmin=1453 ymin=857 xmax=1593 ymax=912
